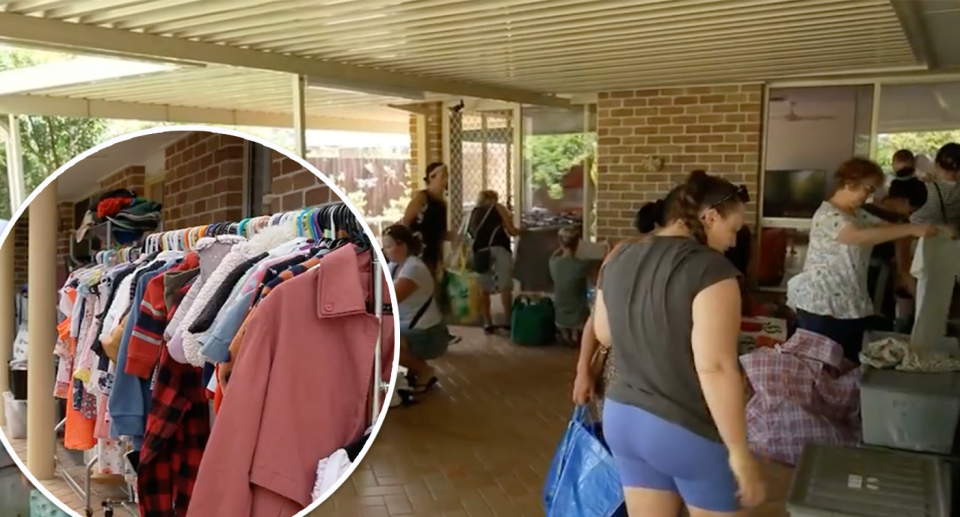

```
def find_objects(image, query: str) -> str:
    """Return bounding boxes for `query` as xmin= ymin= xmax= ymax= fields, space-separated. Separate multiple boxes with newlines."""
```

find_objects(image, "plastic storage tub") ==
xmin=860 ymin=367 xmax=960 ymax=454
xmin=3 ymin=391 xmax=26 ymax=439
xmin=787 ymin=444 xmax=952 ymax=517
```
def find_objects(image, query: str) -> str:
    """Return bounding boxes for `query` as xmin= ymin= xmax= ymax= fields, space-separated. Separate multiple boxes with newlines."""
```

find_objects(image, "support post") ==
xmin=7 ymin=115 xmax=26 ymax=214
xmin=0 ymin=226 xmax=13 ymax=426
xmin=27 ymin=181 xmax=57 ymax=479
xmin=292 ymin=74 xmax=307 ymax=159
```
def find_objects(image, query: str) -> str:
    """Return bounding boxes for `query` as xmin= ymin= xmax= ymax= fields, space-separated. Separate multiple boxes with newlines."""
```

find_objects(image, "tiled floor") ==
xmin=3 ymin=328 xmax=793 ymax=517
xmin=309 ymin=328 xmax=794 ymax=517
xmin=2 ymin=424 xmax=130 ymax=516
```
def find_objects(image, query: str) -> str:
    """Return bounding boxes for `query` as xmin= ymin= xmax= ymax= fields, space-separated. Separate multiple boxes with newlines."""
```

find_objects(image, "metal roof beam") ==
xmin=0 ymin=12 xmax=570 ymax=108
xmin=0 ymin=55 xmax=178 ymax=96
xmin=888 ymin=0 xmax=937 ymax=68
xmin=0 ymin=94 xmax=408 ymax=134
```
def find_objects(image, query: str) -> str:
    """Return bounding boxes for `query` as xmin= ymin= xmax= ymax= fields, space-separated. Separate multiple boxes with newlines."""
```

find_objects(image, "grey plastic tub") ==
xmin=860 ymin=367 xmax=960 ymax=454
xmin=787 ymin=444 xmax=951 ymax=517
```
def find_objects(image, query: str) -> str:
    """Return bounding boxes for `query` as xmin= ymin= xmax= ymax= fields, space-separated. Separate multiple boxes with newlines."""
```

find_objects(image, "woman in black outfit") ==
xmin=403 ymin=162 xmax=450 ymax=276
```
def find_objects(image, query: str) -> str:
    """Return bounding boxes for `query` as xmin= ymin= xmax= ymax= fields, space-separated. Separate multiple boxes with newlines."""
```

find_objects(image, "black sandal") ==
xmin=411 ymin=376 xmax=439 ymax=394
xmin=483 ymin=325 xmax=497 ymax=334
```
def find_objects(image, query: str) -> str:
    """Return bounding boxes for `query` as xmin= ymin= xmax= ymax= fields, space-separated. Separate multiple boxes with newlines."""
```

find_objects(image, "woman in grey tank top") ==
xmin=593 ymin=171 xmax=766 ymax=516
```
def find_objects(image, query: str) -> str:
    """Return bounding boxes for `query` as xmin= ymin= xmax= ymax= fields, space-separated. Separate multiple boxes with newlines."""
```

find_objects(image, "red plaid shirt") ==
xmin=138 ymin=278 xmax=210 ymax=517
xmin=740 ymin=329 xmax=862 ymax=465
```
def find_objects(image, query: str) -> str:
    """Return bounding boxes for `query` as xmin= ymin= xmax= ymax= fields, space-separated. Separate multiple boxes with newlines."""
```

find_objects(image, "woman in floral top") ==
xmin=787 ymin=158 xmax=935 ymax=362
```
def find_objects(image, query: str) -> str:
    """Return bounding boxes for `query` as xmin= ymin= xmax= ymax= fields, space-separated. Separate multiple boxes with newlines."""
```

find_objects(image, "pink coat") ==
xmin=186 ymin=246 xmax=395 ymax=517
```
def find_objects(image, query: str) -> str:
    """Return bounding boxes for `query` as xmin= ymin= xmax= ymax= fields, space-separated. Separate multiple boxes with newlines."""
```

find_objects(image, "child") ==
xmin=549 ymin=226 xmax=594 ymax=347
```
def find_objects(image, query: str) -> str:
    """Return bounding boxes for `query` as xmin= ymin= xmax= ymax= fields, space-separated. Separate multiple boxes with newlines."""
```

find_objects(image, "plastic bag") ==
xmin=544 ymin=406 xmax=626 ymax=517
xmin=442 ymin=250 xmax=481 ymax=325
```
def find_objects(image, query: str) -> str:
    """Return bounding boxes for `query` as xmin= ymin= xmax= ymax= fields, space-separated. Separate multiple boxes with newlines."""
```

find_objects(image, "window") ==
xmin=245 ymin=142 xmax=273 ymax=217
xmin=875 ymin=81 xmax=960 ymax=173
xmin=762 ymin=85 xmax=874 ymax=223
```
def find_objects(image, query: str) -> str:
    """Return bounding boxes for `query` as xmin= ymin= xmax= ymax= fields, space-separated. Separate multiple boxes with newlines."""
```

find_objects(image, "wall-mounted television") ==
xmin=762 ymin=169 xmax=830 ymax=219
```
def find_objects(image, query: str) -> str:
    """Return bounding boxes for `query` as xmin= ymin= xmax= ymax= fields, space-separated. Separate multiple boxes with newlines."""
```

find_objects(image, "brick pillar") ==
xmin=409 ymin=101 xmax=443 ymax=188
xmin=596 ymin=84 xmax=762 ymax=241
xmin=13 ymin=219 xmax=28 ymax=288
xmin=163 ymin=132 xmax=245 ymax=229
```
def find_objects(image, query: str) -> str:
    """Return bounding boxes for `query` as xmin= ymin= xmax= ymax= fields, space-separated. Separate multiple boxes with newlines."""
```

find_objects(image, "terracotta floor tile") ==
xmin=307 ymin=328 xmax=793 ymax=517
xmin=4 ymin=327 xmax=793 ymax=517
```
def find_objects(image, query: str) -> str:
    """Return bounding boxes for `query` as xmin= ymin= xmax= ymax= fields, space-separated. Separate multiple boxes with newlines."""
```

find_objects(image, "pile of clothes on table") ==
xmin=75 ymin=188 xmax=162 ymax=245
xmin=520 ymin=208 xmax=582 ymax=229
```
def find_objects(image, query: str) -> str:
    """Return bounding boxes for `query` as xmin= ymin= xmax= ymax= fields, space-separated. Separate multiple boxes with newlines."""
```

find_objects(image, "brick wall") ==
xmin=408 ymin=101 xmax=443 ymax=188
xmin=57 ymin=202 xmax=74 ymax=270
xmin=596 ymin=84 xmax=763 ymax=240
xmin=265 ymin=150 xmax=332 ymax=213
xmin=100 ymin=165 xmax=145 ymax=196
xmin=163 ymin=132 xmax=245 ymax=229
xmin=12 ymin=219 xmax=27 ymax=287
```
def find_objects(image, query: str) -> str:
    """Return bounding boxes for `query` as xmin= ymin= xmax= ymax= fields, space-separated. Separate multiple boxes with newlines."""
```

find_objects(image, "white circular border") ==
xmin=0 ymin=124 xmax=402 ymax=517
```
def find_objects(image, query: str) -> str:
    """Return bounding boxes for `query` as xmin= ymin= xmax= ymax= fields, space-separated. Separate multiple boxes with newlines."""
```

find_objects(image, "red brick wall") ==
xmin=596 ymin=84 xmax=763 ymax=240
xmin=12 ymin=219 xmax=27 ymax=287
xmin=408 ymin=101 xmax=443 ymax=187
xmin=57 ymin=202 xmax=74 ymax=271
xmin=100 ymin=165 xmax=145 ymax=196
xmin=265 ymin=150 xmax=332 ymax=213
xmin=163 ymin=132 xmax=245 ymax=229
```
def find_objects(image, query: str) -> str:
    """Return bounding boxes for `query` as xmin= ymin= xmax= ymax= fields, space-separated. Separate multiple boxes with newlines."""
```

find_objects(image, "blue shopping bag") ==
xmin=543 ymin=406 xmax=627 ymax=517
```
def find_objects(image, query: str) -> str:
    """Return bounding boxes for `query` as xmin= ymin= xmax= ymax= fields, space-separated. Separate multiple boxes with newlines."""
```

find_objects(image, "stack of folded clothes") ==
xmin=75 ymin=188 xmax=162 ymax=245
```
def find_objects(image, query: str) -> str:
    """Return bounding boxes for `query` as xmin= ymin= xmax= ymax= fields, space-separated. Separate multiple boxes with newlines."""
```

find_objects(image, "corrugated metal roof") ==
xmin=27 ymin=66 xmax=409 ymax=121
xmin=0 ymin=0 xmax=920 ymax=112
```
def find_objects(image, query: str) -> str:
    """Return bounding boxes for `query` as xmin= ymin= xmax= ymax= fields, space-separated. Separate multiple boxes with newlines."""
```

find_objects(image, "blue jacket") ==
xmin=108 ymin=262 xmax=174 ymax=450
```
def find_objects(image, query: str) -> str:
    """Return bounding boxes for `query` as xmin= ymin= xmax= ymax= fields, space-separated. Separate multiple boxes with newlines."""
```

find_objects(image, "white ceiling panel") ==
xmin=0 ymin=0 xmax=922 ymax=114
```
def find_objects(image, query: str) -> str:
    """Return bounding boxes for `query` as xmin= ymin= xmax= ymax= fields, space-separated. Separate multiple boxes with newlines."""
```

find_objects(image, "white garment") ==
xmin=311 ymin=449 xmax=351 ymax=502
xmin=180 ymin=226 xmax=296 ymax=367
xmin=910 ymin=235 xmax=960 ymax=349
xmin=788 ymin=202 xmax=881 ymax=319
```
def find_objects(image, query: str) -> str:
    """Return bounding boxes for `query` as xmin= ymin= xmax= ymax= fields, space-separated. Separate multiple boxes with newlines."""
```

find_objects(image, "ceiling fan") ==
xmin=773 ymin=101 xmax=836 ymax=122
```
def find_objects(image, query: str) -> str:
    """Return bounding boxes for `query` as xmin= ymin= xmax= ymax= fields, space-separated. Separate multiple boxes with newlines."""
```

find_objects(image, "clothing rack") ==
xmin=59 ymin=222 xmax=157 ymax=517
xmin=55 ymin=202 xmax=388 ymax=517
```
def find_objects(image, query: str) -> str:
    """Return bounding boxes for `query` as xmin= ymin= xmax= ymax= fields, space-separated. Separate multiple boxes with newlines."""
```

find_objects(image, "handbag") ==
xmin=543 ymin=406 xmax=626 ymax=517
xmin=590 ymin=345 xmax=610 ymax=392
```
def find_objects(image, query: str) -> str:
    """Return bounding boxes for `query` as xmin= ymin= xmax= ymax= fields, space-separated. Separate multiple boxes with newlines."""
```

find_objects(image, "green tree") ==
xmin=0 ymin=48 xmax=108 ymax=218
xmin=525 ymin=133 xmax=596 ymax=199
xmin=876 ymin=131 xmax=960 ymax=171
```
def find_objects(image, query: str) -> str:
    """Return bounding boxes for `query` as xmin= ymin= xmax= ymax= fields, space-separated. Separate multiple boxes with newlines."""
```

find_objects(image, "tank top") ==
xmin=411 ymin=190 xmax=447 ymax=262
xmin=468 ymin=204 xmax=511 ymax=252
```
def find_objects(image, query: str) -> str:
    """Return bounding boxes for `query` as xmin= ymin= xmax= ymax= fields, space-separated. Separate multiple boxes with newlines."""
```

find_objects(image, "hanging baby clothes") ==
xmin=910 ymin=234 xmax=960 ymax=348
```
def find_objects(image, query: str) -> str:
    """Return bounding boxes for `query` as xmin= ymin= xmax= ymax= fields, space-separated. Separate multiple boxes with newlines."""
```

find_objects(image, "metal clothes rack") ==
xmin=60 ymin=221 xmax=158 ymax=517
xmin=56 ymin=204 xmax=387 ymax=517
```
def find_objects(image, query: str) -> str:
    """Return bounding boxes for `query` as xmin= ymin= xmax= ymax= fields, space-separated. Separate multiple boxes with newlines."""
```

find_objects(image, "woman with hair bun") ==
xmin=789 ymin=158 xmax=935 ymax=362
xmin=382 ymin=224 xmax=451 ymax=392
xmin=591 ymin=170 xmax=765 ymax=516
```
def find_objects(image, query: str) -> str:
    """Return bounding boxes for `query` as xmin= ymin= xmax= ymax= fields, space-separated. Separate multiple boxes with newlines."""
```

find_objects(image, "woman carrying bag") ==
xmin=465 ymin=190 xmax=518 ymax=333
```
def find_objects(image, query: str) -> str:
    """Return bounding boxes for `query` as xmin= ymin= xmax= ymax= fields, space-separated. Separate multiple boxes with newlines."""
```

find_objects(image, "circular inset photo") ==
xmin=0 ymin=126 xmax=399 ymax=517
